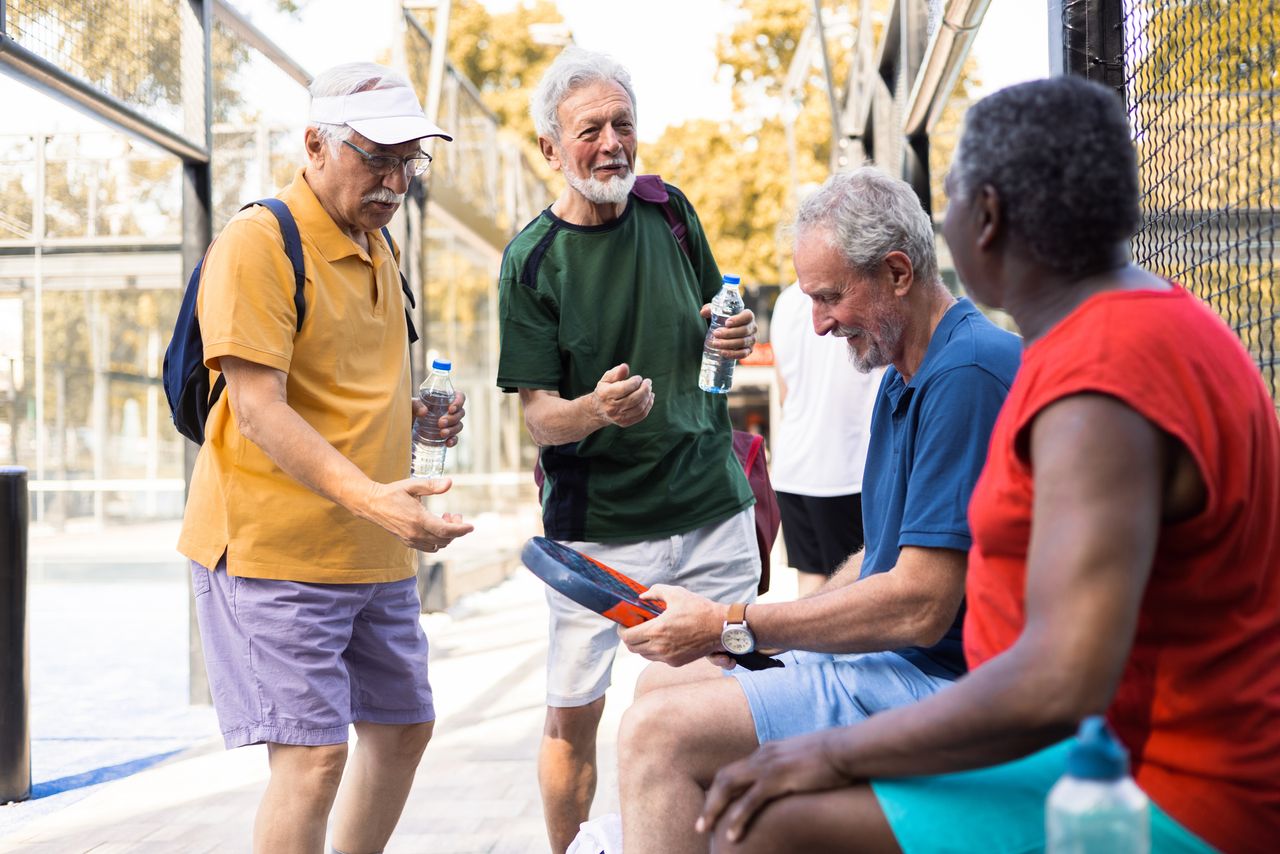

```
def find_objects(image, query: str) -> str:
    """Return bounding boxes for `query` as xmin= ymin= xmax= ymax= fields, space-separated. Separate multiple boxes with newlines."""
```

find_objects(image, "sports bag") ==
xmin=163 ymin=198 xmax=418 ymax=444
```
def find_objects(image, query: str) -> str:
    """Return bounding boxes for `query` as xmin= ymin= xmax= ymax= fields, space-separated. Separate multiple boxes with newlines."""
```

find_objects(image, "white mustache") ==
xmin=364 ymin=190 xmax=403 ymax=204
xmin=834 ymin=326 xmax=863 ymax=338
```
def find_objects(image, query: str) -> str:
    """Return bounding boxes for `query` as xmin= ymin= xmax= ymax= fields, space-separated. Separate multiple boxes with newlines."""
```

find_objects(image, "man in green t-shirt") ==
xmin=496 ymin=46 xmax=761 ymax=853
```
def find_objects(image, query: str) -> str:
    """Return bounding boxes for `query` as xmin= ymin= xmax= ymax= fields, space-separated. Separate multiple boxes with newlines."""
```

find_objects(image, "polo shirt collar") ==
xmin=279 ymin=167 xmax=372 ymax=264
xmin=883 ymin=297 xmax=979 ymax=411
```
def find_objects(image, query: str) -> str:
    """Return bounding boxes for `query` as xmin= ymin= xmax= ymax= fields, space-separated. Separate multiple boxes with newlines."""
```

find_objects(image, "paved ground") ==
xmin=2 ymin=571 xmax=636 ymax=853
xmin=1 ymin=520 xmax=795 ymax=853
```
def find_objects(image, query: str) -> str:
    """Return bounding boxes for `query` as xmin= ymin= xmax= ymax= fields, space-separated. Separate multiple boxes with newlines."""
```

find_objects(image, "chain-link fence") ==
xmin=1118 ymin=0 xmax=1279 ymax=400
xmin=4 ymin=0 xmax=208 ymax=147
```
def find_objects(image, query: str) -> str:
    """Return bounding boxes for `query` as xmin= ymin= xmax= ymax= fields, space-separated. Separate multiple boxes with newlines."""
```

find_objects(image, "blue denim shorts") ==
xmin=191 ymin=558 xmax=434 ymax=749
xmin=730 ymin=649 xmax=954 ymax=743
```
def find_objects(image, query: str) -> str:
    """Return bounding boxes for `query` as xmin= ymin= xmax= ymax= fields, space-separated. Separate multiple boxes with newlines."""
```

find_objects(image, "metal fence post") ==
xmin=0 ymin=466 xmax=30 ymax=803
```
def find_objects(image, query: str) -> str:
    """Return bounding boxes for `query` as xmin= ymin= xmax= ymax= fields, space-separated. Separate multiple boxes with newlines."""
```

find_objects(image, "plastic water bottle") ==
xmin=1047 ymin=716 xmax=1150 ymax=854
xmin=699 ymin=275 xmax=746 ymax=393
xmin=411 ymin=359 xmax=454 ymax=480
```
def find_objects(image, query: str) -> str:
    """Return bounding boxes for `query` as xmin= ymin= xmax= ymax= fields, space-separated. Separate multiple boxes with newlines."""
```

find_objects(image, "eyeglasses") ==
xmin=341 ymin=139 xmax=432 ymax=177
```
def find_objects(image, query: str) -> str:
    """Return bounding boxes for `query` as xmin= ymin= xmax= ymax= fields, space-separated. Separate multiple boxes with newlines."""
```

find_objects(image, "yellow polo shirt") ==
xmin=178 ymin=168 xmax=415 ymax=583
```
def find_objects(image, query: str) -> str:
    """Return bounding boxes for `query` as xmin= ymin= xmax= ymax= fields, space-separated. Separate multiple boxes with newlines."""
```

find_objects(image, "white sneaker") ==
xmin=567 ymin=812 xmax=623 ymax=854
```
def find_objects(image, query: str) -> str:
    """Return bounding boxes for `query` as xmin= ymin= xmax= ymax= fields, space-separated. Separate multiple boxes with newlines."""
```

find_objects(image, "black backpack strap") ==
xmin=242 ymin=198 xmax=306 ymax=332
xmin=381 ymin=226 xmax=420 ymax=344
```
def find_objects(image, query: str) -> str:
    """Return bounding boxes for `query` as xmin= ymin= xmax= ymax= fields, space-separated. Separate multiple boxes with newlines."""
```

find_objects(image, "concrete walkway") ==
xmin=0 ymin=570 xmax=637 ymax=853
xmin=1 ymin=520 xmax=794 ymax=853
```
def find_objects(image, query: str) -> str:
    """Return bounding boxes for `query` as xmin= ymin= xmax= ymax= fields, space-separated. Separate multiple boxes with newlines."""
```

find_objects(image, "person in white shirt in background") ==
xmin=770 ymin=281 xmax=884 ymax=596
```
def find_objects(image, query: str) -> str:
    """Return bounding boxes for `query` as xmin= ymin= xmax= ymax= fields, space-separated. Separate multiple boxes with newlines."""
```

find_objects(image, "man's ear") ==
xmin=884 ymin=251 xmax=915 ymax=297
xmin=538 ymin=135 xmax=562 ymax=171
xmin=976 ymin=184 xmax=1003 ymax=250
xmin=304 ymin=127 xmax=327 ymax=170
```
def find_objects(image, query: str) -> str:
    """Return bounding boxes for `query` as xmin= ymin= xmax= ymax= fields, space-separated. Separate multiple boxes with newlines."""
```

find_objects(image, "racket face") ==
xmin=521 ymin=537 xmax=665 ymax=627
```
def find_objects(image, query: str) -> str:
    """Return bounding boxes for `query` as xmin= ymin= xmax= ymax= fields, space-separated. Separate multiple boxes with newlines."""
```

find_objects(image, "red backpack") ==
xmin=731 ymin=430 xmax=781 ymax=595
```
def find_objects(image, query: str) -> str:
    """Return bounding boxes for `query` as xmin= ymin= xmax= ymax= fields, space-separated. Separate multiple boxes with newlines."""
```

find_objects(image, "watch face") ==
xmin=722 ymin=626 xmax=754 ymax=655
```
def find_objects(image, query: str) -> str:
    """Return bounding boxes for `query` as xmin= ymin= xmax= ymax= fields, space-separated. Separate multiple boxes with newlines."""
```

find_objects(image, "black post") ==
xmin=184 ymin=0 xmax=214 ymax=707
xmin=1058 ymin=0 xmax=1126 ymax=101
xmin=0 ymin=466 xmax=30 ymax=804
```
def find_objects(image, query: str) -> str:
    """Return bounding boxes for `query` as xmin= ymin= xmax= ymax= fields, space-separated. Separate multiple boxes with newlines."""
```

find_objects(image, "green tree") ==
xmin=644 ymin=0 xmax=983 ymax=287
xmin=404 ymin=0 xmax=567 ymax=175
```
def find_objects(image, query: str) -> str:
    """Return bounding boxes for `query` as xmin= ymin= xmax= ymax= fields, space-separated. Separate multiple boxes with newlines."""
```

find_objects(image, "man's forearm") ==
xmin=754 ymin=547 xmax=965 ymax=653
xmin=522 ymin=392 xmax=608 ymax=446
xmin=237 ymin=396 xmax=376 ymax=518
xmin=753 ymin=576 xmax=936 ymax=653
xmin=821 ymin=639 xmax=1081 ymax=781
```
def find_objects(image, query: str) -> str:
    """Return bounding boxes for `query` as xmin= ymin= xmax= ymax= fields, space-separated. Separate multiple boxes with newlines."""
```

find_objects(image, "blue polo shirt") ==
xmin=860 ymin=298 xmax=1022 ymax=678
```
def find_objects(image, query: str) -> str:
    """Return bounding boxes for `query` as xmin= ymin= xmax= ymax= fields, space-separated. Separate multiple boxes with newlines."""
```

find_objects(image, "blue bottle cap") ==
xmin=722 ymin=275 xmax=741 ymax=286
xmin=431 ymin=359 xmax=452 ymax=371
xmin=1066 ymin=716 xmax=1129 ymax=781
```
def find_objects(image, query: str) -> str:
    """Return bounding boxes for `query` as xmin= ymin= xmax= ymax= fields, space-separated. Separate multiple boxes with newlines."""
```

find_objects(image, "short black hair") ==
xmin=951 ymin=76 xmax=1141 ymax=278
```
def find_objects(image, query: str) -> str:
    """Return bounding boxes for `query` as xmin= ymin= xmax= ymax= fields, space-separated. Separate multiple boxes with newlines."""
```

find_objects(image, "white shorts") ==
xmin=545 ymin=507 xmax=760 ymax=707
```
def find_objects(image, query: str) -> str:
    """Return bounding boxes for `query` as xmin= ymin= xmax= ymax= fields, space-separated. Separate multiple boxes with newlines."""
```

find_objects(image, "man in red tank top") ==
xmin=687 ymin=77 xmax=1279 ymax=854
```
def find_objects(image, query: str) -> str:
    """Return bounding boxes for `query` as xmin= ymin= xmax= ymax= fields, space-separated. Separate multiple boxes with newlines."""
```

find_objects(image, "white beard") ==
xmin=564 ymin=166 xmax=636 ymax=205
xmin=838 ymin=311 xmax=905 ymax=374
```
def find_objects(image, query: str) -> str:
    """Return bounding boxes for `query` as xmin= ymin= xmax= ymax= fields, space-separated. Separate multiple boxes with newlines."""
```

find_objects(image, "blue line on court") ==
xmin=30 ymin=750 xmax=184 ymax=798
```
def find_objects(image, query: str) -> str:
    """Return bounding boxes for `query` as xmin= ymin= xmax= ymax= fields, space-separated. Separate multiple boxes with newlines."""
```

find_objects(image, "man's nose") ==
xmin=383 ymin=165 xmax=410 ymax=194
xmin=599 ymin=123 xmax=622 ymax=153
xmin=811 ymin=303 xmax=836 ymax=336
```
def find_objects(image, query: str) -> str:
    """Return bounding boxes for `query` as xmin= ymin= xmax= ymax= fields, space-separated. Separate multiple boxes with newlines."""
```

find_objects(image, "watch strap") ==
xmin=727 ymin=602 xmax=748 ymax=625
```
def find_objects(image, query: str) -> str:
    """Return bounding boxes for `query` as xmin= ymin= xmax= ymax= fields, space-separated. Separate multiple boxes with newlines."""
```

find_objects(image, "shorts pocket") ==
xmin=191 ymin=564 xmax=212 ymax=598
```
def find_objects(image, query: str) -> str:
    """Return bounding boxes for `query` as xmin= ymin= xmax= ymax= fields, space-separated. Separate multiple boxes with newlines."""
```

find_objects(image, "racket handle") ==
xmin=731 ymin=651 xmax=784 ymax=671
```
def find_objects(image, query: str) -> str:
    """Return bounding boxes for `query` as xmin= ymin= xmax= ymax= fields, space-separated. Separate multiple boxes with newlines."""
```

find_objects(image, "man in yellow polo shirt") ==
xmin=178 ymin=62 xmax=472 ymax=854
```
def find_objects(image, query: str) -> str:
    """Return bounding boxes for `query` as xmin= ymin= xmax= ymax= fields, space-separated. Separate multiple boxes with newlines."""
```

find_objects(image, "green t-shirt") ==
xmin=497 ymin=185 xmax=753 ymax=542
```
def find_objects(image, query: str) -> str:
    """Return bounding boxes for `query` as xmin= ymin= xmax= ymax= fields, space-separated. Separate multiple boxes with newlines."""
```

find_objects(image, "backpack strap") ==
xmin=630 ymin=174 xmax=691 ymax=261
xmin=381 ymin=226 xmax=420 ymax=344
xmin=242 ymin=198 xmax=306 ymax=332
xmin=197 ymin=198 xmax=304 ymax=416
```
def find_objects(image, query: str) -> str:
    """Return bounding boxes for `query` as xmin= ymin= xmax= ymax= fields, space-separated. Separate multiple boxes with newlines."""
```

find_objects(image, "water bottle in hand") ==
xmin=1047 ymin=716 xmax=1150 ymax=854
xmin=699 ymin=275 xmax=745 ymax=393
xmin=411 ymin=359 xmax=454 ymax=480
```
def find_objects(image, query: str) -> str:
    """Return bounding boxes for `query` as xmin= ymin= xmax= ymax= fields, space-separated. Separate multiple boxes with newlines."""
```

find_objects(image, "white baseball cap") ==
xmin=309 ymin=87 xmax=453 ymax=145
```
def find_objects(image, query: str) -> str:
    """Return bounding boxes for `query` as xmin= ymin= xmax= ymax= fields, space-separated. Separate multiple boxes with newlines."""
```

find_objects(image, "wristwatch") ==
xmin=720 ymin=602 xmax=756 ymax=655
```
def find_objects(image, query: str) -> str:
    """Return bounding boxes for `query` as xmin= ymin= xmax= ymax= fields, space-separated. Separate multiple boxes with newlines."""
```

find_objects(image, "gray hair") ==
xmin=949 ymin=76 xmax=1140 ymax=278
xmin=794 ymin=166 xmax=940 ymax=288
xmin=531 ymin=47 xmax=637 ymax=142
xmin=308 ymin=62 xmax=414 ymax=148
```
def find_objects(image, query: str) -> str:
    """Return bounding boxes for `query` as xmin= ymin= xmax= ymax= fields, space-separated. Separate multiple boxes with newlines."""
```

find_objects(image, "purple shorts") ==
xmin=191 ymin=559 xmax=434 ymax=749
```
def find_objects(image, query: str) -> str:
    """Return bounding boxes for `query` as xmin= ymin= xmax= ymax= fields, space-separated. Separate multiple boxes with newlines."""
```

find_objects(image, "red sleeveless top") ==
xmin=965 ymin=285 xmax=1280 ymax=852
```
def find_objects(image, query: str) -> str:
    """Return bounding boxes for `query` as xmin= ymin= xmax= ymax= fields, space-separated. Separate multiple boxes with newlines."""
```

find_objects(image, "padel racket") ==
xmin=521 ymin=536 xmax=783 ymax=671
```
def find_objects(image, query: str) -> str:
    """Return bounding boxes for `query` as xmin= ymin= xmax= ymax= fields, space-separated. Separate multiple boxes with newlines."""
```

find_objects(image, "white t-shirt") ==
xmin=769 ymin=283 xmax=884 ymax=496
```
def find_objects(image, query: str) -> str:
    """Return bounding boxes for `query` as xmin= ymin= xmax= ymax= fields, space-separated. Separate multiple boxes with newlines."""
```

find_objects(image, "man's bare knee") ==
xmin=544 ymin=697 xmax=606 ymax=746
xmin=268 ymin=742 xmax=348 ymax=797
xmin=621 ymin=680 xmax=755 ymax=784
xmin=353 ymin=720 xmax=434 ymax=768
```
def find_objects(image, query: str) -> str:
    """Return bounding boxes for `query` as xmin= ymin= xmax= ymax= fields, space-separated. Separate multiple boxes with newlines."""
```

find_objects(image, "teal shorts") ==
xmin=871 ymin=739 xmax=1217 ymax=853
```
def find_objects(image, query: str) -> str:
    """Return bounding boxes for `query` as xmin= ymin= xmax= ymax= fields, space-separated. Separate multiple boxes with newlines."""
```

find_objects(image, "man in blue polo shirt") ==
xmin=614 ymin=166 xmax=1022 ymax=852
